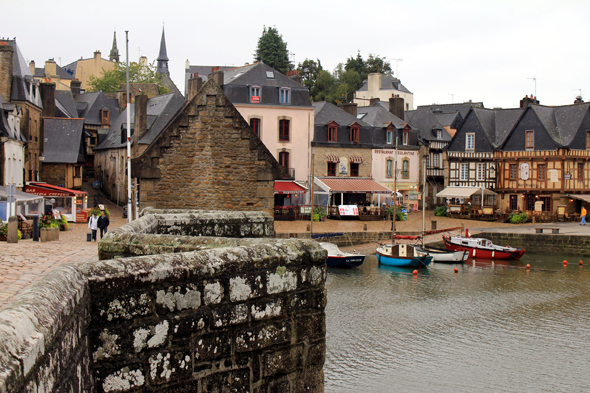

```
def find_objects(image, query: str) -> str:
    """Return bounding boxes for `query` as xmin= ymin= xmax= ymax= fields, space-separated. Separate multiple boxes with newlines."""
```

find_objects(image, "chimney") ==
xmin=39 ymin=82 xmax=56 ymax=117
xmin=287 ymin=70 xmax=303 ymax=84
xmin=0 ymin=44 xmax=14 ymax=103
xmin=29 ymin=60 xmax=35 ymax=76
xmin=369 ymin=98 xmax=380 ymax=106
xmin=70 ymin=79 xmax=81 ymax=96
xmin=368 ymin=73 xmax=382 ymax=94
xmin=574 ymin=96 xmax=584 ymax=104
xmin=94 ymin=51 xmax=101 ymax=61
xmin=208 ymin=70 xmax=224 ymax=86
xmin=44 ymin=59 xmax=57 ymax=78
xmin=519 ymin=95 xmax=539 ymax=108
xmin=134 ymin=94 xmax=148 ymax=145
xmin=389 ymin=96 xmax=405 ymax=120
xmin=338 ymin=103 xmax=358 ymax=117
xmin=187 ymin=74 xmax=203 ymax=101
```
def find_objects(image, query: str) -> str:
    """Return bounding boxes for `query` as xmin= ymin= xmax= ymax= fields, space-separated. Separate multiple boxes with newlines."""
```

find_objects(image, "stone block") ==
xmin=194 ymin=331 xmax=231 ymax=361
xmin=263 ymin=344 xmax=304 ymax=377
xmin=235 ymin=321 xmax=291 ymax=353
xmin=211 ymin=304 xmax=249 ymax=328
xmin=7 ymin=216 xmax=18 ymax=243
xmin=201 ymin=368 xmax=250 ymax=393
xmin=148 ymin=350 xmax=192 ymax=385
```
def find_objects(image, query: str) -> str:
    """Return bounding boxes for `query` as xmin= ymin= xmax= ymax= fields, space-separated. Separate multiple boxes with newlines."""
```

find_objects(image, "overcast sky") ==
xmin=4 ymin=0 xmax=588 ymax=109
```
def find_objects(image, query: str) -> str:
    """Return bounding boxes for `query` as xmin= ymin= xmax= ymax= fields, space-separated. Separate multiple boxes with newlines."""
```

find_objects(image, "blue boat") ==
xmin=376 ymin=243 xmax=433 ymax=268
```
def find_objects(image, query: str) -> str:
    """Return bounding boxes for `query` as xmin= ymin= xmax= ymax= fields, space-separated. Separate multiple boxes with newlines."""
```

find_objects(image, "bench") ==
xmin=535 ymin=227 xmax=560 ymax=234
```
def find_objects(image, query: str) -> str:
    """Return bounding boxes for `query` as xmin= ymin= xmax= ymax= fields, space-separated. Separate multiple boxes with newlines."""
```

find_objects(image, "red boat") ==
xmin=442 ymin=234 xmax=526 ymax=260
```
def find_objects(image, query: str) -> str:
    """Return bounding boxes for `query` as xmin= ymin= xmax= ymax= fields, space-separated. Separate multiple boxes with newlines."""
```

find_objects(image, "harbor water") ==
xmin=325 ymin=252 xmax=590 ymax=392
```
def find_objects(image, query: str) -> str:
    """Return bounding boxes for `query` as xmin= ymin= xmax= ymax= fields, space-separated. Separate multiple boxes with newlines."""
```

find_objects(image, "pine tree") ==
xmin=254 ymin=26 xmax=292 ymax=74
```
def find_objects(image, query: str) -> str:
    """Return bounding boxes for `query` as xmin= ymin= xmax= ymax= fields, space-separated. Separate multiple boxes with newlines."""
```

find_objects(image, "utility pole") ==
xmin=126 ymin=31 xmax=132 ymax=222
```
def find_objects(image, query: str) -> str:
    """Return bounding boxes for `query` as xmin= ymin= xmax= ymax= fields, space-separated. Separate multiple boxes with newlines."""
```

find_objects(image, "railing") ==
xmin=426 ymin=168 xmax=444 ymax=177
xmin=281 ymin=167 xmax=295 ymax=179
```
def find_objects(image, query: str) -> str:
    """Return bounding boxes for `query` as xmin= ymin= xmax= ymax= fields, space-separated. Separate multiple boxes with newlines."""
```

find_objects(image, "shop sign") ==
xmin=338 ymin=205 xmax=359 ymax=216
xmin=565 ymin=173 xmax=572 ymax=180
xmin=520 ymin=163 xmax=530 ymax=180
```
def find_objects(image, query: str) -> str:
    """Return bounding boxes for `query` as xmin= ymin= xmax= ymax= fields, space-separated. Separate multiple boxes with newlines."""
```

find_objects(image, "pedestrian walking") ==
xmin=581 ymin=206 xmax=587 ymax=226
xmin=97 ymin=211 xmax=110 ymax=239
xmin=88 ymin=212 xmax=99 ymax=241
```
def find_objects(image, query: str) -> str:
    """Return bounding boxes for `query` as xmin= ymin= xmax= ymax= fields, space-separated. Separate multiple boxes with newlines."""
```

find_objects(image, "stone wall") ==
xmin=474 ymin=232 xmax=590 ymax=256
xmin=0 ymin=210 xmax=327 ymax=393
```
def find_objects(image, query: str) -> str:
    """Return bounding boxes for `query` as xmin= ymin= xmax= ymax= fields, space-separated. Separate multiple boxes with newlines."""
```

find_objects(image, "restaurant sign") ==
xmin=338 ymin=205 xmax=359 ymax=216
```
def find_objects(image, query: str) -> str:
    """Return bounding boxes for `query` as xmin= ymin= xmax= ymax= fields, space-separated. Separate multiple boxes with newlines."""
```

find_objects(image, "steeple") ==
xmin=156 ymin=27 xmax=169 ymax=76
xmin=109 ymin=31 xmax=120 ymax=63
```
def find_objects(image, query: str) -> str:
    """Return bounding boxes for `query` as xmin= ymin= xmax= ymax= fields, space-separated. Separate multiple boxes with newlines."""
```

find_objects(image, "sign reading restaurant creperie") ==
xmin=25 ymin=185 xmax=78 ymax=197
xmin=374 ymin=150 xmax=416 ymax=155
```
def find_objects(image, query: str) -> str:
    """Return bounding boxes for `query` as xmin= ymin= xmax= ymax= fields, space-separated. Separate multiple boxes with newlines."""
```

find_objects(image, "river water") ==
xmin=324 ymin=252 xmax=590 ymax=392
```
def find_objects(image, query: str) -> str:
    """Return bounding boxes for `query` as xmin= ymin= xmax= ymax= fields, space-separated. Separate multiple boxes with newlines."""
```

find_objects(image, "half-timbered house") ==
xmin=495 ymin=102 xmax=590 ymax=216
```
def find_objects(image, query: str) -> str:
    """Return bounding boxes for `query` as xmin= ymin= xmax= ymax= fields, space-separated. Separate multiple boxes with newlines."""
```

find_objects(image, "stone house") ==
xmin=0 ymin=97 xmax=26 ymax=187
xmin=40 ymin=118 xmax=85 ymax=189
xmin=62 ymin=50 xmax=117 ymax=91
xmin=354 ymin=73 xmax=414 ymax=110
xmin=29 ymin=58 xmax=75 ymax=91
xmin=128 ymin=77 xmax=284 ymax=213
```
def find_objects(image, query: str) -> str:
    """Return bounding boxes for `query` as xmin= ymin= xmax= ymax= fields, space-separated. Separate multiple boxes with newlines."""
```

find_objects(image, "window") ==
xmin=386 ymin=160 xmax=393 ymax=178
xmin=587 ymin=131 xmax=590 ymax=149
xmin=90 ymin=136 xmax=96 ymax=146
xmin=525 ymin=195 xmax=536 ymax=211
xmin=477 ymin=163 xmax=485 ymax=181
xmin=328 ymin=125 xmax=337 ymax=142
xmin=250 ymin=86 xmax=261 ymax=103
xmin=436 ymin=130 xmax=442 ymax=139
xmin=541 ymin=196 xmax=552 ymax=212
xmin=486 ymin=195 xmax=496 ymax=206
xmin=387 ymin=129 xmax=393 ymax=144
xmin=426 ymin=155 xmax=430 ymax=168
xmin=466 ymin=133 xmax=475 ymax=151
xmin=525 ymin=130 xmax=534 ymax=150
xmin=279 ymin=151 xmax=289 ymax=169
xmin=350 ymin=125 xmax=360 ymax=143
xmin=509 ymin=164 xmax=517 ymax=180
xmin=402 ymin=160 xmax=409 ymax=178
xmin=509 ymin=195 xmax=518 ymax=211
xmin=101 ymin=109 xmax=110 ymax=125
xmin=250 ymin=118 xmax=260 ymax=137
xmin=279 ymin=88 xmax=291 ymax=104
xmin=538 ymin=164 xmax=546 ymax=180
xmin=328 ymin=162 xmax=336 ymax=176
xmin=74 ymin=166 xmax=81 ymax=178
xmin=403 ymin=130 xmax=409 ymax=145
xmin=350 ymin=163 xmax=359 ymax=177
xmin=279 ymin=119 xmax=290 ymax=141
xmin=460 ymin=163 xmax=469 ymax=181
xmin=579 ymin=163 xmax=584 ymax=181
xmin=432 ymin=153 xmax=440 ymax=168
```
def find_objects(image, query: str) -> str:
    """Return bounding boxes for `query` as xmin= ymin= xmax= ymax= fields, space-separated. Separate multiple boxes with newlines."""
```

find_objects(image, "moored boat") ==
xmin=443 ymin=234 xmax=525 ymax=260
xmin=415 ymin=245 xmax=469 ymax=263
xmin=320 ymin=242 xmax=365 ymax=268
xmin=376 ymin=243 xmax=433 ymax=268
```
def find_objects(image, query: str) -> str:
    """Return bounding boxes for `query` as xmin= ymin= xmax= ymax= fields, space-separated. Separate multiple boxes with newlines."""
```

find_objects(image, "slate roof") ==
xmin=223 ymin=62 xmax=303 ymax=88
xmin=43 ymin=118 xmax=85 ymax=163
xmin=404 ymin=109 xmax=452 ymax=142
xmin=95 ymin=92 xmax=185 ymax=150
xmin=0 ymin=107 xmax=26 ymax=142
xmin=417 ymin=102 xmax=484 ymax=118
xmin=185 ymin=65 xmax=233 ymax=86
xmin=433 ymin=112 xmax=461 ymax=128
xmin=530 ymin=103 xmax=590 ymax=147
xmin=55 ymin=90 xmax=78 ymax=118
xmin=357 ymin=73 xmax=412 ymax=94
xmin=469 ymin=107 xmax=524 ymax=148
xmin=5 ymin=40 xmax=42 ymax=108
xmin=74 ymin=92 xmax=119 ymax=126
xmin=356 ymin=103 xmax=407 ymax=128
xmin=313 ymin=101 xmax=370 ymax=127
xmin=34 ymin=63 xmax=74 ymax=80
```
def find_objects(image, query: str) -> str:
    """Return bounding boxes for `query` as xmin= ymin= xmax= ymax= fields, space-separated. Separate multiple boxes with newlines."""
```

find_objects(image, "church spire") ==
xmin=109 ymin=30 xmax=120 ymax=62
xmin=156 ymin=27 xmax=169 ymax=76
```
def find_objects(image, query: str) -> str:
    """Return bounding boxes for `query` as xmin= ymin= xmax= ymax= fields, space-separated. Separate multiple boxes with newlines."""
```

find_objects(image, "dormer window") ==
xmin=403 ymin=130 xmax=409 ymax=145
xmin=101 ymin=109 xmax=110 ymax=125
xmin=386 ymin=125 xmax=394 ymax=144
xmin=436 ymin=129 xmax=442 ymax=139
xmin=279 ymin=87 xmax=291 ymax=104
xmin=525 ymin=130 xmax=534 ymax=150
xmin=328 ymin=121 xmax=338 ymax=142
xmin=586 ymin=130 xmax=590 ymax=149
xmin=350 ymin=125 xmax=360 ymax=143
xmin=466 ymin=133 xmax=475 ymax=151
xmin=250 ymin=86 xmax=261 ymax=104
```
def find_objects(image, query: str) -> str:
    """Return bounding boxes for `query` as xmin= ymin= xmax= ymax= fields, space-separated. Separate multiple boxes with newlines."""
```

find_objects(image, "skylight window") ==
xmin=356 ymin=113 xmax=366 ymax=119
xmin=266 ymin=71 xmax=274 ymax=79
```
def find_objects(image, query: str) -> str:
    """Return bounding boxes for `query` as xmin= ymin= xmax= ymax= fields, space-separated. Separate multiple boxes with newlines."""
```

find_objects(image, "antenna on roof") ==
xmin=390 ymin=58 xmax=403 ymax=78
xmin=449 ymin=93 xmax=454 ymax=104
xmin=527 ymin=77 xmax=537 ymax=99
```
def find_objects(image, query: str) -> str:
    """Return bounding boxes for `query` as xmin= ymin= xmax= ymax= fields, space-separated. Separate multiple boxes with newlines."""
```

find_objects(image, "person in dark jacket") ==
xmin=97 ymin=211 xmax=110 ymax=239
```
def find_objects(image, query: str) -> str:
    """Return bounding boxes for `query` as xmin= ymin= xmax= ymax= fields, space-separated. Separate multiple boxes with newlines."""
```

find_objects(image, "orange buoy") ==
xmin=563 ymin=260 xmax=567 ymax=265
xmin=526 ymin=264 xmax=530 ymax=269
xmin=580 ymin=260 xmax=583 ymax=265
xmin=413 ymin=270 xmax=418 ymax=275
xmin=454 ymin=267 xmax=459 ymax=273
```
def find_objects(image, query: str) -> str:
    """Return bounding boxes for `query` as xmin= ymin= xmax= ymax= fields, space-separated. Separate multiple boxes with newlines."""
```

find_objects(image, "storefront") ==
xmin=0 ymin=189 xmax=44 ymax=222
xmin=274 ymin=181 xmax=307 ymax=207
xmin=436 ymin=186 xmax=497 ymax=216
xmin=24 ymin=182 xmax=89 ymax=222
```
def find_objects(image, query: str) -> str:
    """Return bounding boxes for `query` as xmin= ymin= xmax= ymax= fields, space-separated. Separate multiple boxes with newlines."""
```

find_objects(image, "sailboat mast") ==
xmin=393 ymin=137 xmax=398 ymax=235
xmin=310 ymin=154 xmax=314 ymax=236
xmin=422 ymin=157 xmax=426 ymax=247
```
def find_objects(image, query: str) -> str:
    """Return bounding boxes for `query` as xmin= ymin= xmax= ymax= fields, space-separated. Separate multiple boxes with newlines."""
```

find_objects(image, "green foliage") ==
xmin=435 ymin=206 xmax=448 ymax=217
xmin=91 ymin=206 xmax=110 ymax=218
xmin=59 ymin=215 xmax=69 ymax=231
xmin=297 ymin=59 xmax=323 ymax=100
xmin=345 ymin=51 xmax=392 ymax=87
xmin=509 ymin=212 xmax=528 ymax=224
xmin=313 ymin=214 xmax=320 ymax=222
xmin=88 ymin=61 xmax=170 ymax=95
xmin=0 ymin=225 xmax=23 ymax=240
xmin=313 ymin=206 xmax=327 ymax=219
xmin=254 ymin=26 xmax=292 ymax=74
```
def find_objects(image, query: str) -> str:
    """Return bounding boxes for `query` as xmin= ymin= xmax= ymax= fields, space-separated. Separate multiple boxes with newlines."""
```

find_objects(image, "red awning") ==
xmin=326 ymin=155 xmax=340 ymax=163
xmin=349 ymin=156 xmax=363 ymax=164
xmin=274 ymin=181 xmax=306 ymax=195
xmin=316 ymin=178 xmax=392 ymax=194
xmin=24 ymin=183 xmax=87 ymax=197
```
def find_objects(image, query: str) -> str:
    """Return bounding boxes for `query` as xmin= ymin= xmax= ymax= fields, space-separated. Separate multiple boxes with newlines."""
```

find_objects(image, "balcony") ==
xmin=281 ymin=167 xmax=295 ymax=180
xmin=426 ymin=167 xmax=444 ymax=177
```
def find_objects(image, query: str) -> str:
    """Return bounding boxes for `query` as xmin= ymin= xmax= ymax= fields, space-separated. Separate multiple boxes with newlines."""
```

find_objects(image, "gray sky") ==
xmin=4 ymin=0 xmax=589 ymax=109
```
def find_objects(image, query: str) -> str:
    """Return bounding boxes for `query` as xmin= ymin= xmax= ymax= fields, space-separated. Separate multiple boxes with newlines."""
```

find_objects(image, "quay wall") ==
xmin=0 ymin=211 xmax=327 ymax=393
xmin=474 ymin=232 xmax=590 ymax=256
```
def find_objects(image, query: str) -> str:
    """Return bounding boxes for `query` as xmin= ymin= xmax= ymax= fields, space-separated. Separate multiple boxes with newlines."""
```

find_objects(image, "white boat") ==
xmin=415 ymin=245 xmax=469 ymax=263
xmin=319 ymin=242 xmax=365 ymax=268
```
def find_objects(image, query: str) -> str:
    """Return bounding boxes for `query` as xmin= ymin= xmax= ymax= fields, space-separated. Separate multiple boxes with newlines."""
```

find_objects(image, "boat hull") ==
xmin=326 ymin=255 xmax=365 ymax=268
xmin=376 ymin=252 xmax=432 ymax=268
xmin=443 ymin=236 xmax=525 ymax=260
xmin=416 ymin=247 xmax=469 ymax=263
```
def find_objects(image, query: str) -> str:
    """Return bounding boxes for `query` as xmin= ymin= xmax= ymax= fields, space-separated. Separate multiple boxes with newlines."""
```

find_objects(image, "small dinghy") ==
xmin=415 ymin=245 xmax=469 ymax=263
xmin=320 ymin=242 xmax=365 ymax=268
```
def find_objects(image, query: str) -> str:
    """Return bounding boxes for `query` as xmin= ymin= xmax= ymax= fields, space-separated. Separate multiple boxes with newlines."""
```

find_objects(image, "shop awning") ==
xmin=349 ymin=156 xmax=363 ymax=164
xmin=567 ymin=194 xmax=590 ymax=202
xmin=0 ymin=189 xmax=43 ymax=205
xmin=315 ymin=178 xmax=392 ymax=194
xmin=326 ymin=155 xmax=340 ymax=163
xmin=274 ymin=181 xmax=307 ymax=195
xmin=436 ymin=186 xmax=497 ymax=198
xmin=24 ymin=183 xmax=87 ymax=197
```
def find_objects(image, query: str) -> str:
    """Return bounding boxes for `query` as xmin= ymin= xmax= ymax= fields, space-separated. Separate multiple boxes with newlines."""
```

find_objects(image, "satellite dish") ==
xmin=93 ymin=181 xmax=101 ymax=189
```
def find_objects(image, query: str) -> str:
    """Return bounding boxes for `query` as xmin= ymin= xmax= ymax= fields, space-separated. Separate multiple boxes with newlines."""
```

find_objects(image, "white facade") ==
xmin=355 ymin=73 xmax=414 ymax=110
xmin=372 ymin=148 xmax=420 ymax=210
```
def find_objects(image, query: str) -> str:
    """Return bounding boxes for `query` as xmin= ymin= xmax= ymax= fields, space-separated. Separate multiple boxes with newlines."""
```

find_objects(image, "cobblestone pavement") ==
xmin=0 ymin=188 xmax=127 ymax=309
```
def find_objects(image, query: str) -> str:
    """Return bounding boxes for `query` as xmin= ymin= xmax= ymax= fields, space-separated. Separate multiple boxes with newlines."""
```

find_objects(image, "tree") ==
xmin=297 ymin=58 xmax=323 ymax=100
xmin=87 ymin=61 xmax=169 ymax=94
xmin=365 ymin=54 xmax=392 ymax=76
xmin=254 ymin=26 xmax=292 ymax=74
xmin=345 ymin=51 xmax=392 ymax=86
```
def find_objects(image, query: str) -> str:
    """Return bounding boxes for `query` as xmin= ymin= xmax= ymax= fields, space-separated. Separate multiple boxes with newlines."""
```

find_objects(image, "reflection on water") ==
xmin=325 ymin=252 xmax=590 ymax=393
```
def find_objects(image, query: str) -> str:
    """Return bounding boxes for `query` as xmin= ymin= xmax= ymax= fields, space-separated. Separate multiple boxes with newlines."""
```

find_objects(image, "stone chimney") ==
xmin=94 ymin=51 xmax=101 ymax=61
xmin=287 ymin=70 xmax=303 ymax=84
xmin=187 ymin=74 xmax=203 ymax=101
xmin=208 ymin=70 xmax=224 ymax=87
xmin=338 ymin=103 xmax=358 ymax=117
xmin=368 ymin=73 xmax=382 ymax=94
xmin=44 ymin=59 xmax=57 ymax=78
xmin=574 ymin=96 xmax=584 ymax=104
xmin=389 ymin=96 xmax=405 ymax=120
xmin=70 ymin=79 xmax=81 ymax=96
xmin=369 ymin=98 xmax=380 ymax=106
xmin=40 ymin=82 xmax=56 ymax=117
xmin=29 ymin=60 xmax=35 ymax=76
xmin=134 ymin=94 xmax=148 ymax=144
xmin=0 ymin=44 xmax=14 ymax=103
xmin=519 ymin=94 xmax=539 ymax=108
